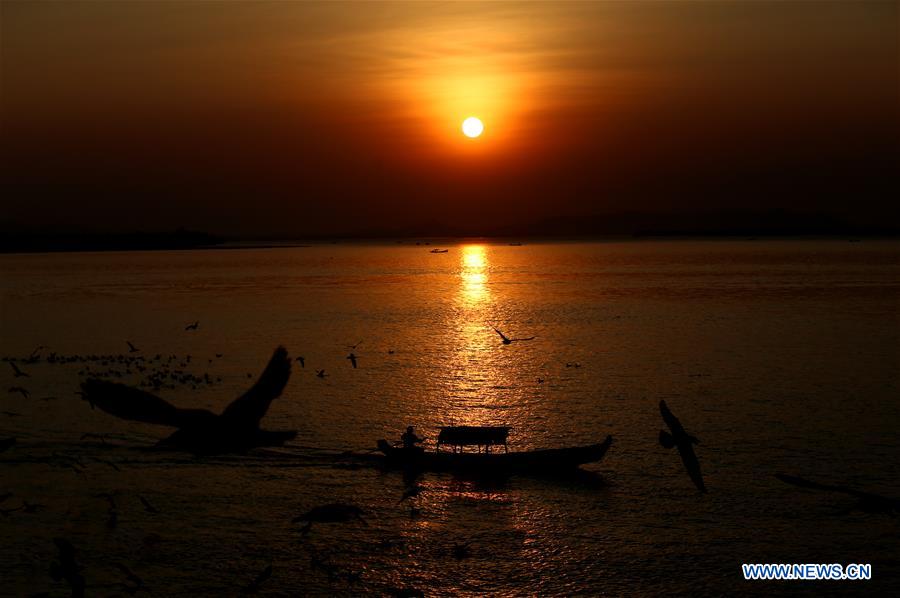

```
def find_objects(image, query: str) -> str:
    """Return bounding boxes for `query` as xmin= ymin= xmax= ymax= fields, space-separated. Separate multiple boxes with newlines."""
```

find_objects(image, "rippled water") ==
xmin=1 ymin=240 xmax=898 ymax=596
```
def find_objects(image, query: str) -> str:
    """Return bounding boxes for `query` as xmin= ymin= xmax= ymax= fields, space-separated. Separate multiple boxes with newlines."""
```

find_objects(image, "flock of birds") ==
xmin=3 ymin=321 xmax=898 ymax=596
xmin=0 ymin=322 xmax=547 ymax=596
xmin=4 ymin=322 xmax=540 ymax=402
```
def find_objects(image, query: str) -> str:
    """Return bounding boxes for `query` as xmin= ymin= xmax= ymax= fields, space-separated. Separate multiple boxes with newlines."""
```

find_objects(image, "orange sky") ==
xmin=2 ymin=1 xmax=897 ymax=236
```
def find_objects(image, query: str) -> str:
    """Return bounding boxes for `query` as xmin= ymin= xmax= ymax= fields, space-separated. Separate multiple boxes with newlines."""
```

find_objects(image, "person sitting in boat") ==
xmin=401 ymin=426 xmax=425 ymax=451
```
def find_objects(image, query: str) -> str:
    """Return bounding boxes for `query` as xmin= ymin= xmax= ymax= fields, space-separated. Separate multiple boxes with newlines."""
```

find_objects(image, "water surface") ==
xmin=1 ymin=240 xmax=898 ymax=596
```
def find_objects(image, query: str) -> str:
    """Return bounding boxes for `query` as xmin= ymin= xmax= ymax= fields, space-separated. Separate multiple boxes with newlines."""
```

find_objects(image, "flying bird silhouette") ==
xmin=114 ymin=562 xmax=145 ymax=594
xmin=316 ymin=369 xmax=327 ymax=378
xmin=80 ymin=347 xmax=296 ymax=455
xmin=126 ymin=341 xmax=139 ymax=353
xmin=88 ymin=455 xmax=120 ymax=471
xmin=292 ymin=503 xmax=366 ymax=534
xmin=491 ymin=326 xmax=535 ymax=345
xmin=8 ymin=386 xmax=29 ymax=399
xmin=139 ymin=495 xmax=160 ymax=514
xmin=775 ymin=474 xmax=900 ymax=514
xmin=184 ymin=321 xmax=199 ymax=331
xmin=296 ymin=356 xmax=305 ymax=367
xmin=346 ymin=341 xmax=363 ymax=350
xmin=9 ymin=362 xmax=29 ymax=378
xmin=347 ymin=353 xmax=358 ymax=368
xmin=659 ymin=400 xmax=706 ymax=493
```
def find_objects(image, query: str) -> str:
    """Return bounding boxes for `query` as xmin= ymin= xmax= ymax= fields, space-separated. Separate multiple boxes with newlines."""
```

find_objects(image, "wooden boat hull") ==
xmin=376 ymin=435 xmax=613 ymax=473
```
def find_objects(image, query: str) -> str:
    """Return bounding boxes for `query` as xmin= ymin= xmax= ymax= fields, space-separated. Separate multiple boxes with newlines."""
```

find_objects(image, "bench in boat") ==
xmin=375 ymin=435 xmax=613 ymax=473
xmin=437 ymin=426 xmax=511 ymax=453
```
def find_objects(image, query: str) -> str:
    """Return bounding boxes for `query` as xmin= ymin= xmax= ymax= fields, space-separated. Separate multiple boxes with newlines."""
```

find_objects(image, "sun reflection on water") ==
xmin=443 ymin=244 xmax=520 ymax=429
xmin=459 ymin=244 xmax=489 ymax=306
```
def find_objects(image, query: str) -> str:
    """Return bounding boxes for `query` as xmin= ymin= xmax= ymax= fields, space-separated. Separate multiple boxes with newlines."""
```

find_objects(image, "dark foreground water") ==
xmin=1 ymin=240 xmax=898 ymax=596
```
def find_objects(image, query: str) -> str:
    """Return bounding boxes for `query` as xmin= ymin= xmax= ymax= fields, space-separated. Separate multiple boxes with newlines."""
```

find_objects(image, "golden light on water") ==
xmin=445 ymin=243 xmax=508 ymax=429
xmin=459 ymin=245 xmax=489 ymax=305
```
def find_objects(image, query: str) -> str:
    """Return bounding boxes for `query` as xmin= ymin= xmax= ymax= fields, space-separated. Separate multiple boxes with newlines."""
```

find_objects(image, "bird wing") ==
xmin=775 ymin=474 xmax=866 ymax=497
xmin=220 ymin=347 xmax=291 ymax=428
xmin=776 ymin=474 xmax=900 ymax=511
xmin=677 ymin=442 xmax=707 ymax=493
xmin=511 ymin=336 xmax=535 ymax=341
xmin=80 ymin=379 xmax=216 ymax=428
xmin=659 ymin=401 xmax=705 ymax=491
xmin=659 ymin=400 xmax=686 ymax=436
xmin=492 ymin=327 xmax=510 ymax=342
xmin=659 ymin=430 xmax=676 ymax=449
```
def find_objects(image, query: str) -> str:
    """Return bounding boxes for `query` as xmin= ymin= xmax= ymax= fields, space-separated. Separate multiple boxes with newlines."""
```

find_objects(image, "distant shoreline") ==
xmin=1 ymin=232 xmax=898 ymax=255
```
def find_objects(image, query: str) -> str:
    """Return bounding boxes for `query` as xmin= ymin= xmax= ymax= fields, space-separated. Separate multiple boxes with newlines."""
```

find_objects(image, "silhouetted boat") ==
xmin=429 ymin=248 xmax=448 ymax=253
xmin=375 ymin=435 xmax=613 ymax=473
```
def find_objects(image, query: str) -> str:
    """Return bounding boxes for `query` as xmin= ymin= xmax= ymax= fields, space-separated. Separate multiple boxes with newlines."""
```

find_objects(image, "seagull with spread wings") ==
xmin=659 ymin=400 xmax=706 ymax=493
xmin=8 ymin=386 xmax=29 ymax=399
xmin=775 ymin=474 xmax=900 ymax=514
xmin=80 ymin=347 xmax=296 ymax=455
xmin=491 ymin=326 xmax=535 ymax=345
xmin=9 ymin=362 xmax=29 ymax=378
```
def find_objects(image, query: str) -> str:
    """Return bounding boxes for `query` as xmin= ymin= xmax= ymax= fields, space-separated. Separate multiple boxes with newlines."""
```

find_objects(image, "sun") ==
xmin=462 ymin=116 xmax=484 ymax=138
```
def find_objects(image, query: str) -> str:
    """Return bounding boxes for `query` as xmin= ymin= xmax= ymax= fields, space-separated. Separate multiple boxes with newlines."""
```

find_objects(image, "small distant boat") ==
xmin=376 ymin=429 xmax=613 ymax=474
xmin=429 ymin=248 xmax=448 ymax=253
